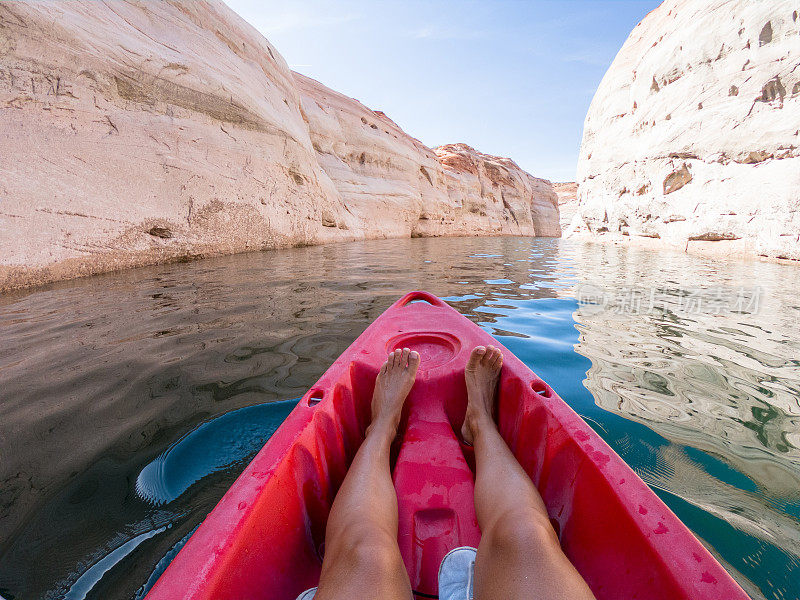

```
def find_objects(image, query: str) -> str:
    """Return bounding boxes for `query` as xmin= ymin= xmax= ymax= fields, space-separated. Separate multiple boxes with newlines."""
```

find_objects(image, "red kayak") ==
xmin=146 ymin=291 xmax=748 ymax=600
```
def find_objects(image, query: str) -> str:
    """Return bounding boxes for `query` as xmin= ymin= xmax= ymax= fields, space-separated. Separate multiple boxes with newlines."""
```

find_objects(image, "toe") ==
xmin=483 ymin=345 xmax=496 ymax=364
xmin=468 ymin=346 xmax=487 ymax=369
xmin=400 ymin=347 xmax=410 ymax=367
xmin=491 ymin=350 xmax=503 ymax=369
xmin=408 ymin=350 xmax=421 ymax=370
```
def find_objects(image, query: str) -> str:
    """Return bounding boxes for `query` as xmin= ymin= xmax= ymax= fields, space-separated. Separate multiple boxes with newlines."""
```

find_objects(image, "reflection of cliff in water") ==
xmin=0 ymin=236 xmax=567 ymax=597
xmin=569 ymin=242 xmax=800 ymax=495
xmin=625 ymin=440 xmax=800 ymax=600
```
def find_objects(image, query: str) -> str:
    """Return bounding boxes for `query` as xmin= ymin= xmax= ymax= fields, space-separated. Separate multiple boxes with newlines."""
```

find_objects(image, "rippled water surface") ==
xmin=1 ymin=237 xmax=799 ymax=600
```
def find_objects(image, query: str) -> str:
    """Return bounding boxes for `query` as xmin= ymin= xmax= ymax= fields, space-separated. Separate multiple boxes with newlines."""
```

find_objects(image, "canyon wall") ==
xmin=574 ymin=0 xmax=800 ymax=261
xmin=553 ymin=182 xmax=578 ymax=232
xmin=296 ymin=74 xmax=559 ymax=239
xmin=0 ymin=0 xmax=558 ymax=291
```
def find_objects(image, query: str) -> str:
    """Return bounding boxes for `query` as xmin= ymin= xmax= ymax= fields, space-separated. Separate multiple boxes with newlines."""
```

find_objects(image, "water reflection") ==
xmin=570 ymin=243 xmax=800 ymax=495
xmin=566 ymin=243 xmax=800 ymax=599
xmin=0 ymin=237 xmax=798 ymax=600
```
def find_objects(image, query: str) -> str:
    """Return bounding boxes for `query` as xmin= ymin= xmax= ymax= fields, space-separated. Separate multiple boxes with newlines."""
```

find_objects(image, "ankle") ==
xmin=366 ymin=416 xmax=398 ymax=440
xmin=464 ymin=409 xmax=492 ymax=440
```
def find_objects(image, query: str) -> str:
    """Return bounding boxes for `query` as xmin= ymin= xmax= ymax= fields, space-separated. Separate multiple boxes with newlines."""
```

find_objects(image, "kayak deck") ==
xmin=146 ymin=291 xmax=748 ymax=600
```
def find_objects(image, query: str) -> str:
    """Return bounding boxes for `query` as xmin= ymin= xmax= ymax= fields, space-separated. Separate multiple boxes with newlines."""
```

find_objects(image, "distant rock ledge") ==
xmin=0 ymin=1 xmax=559 ymax=292
xmin=572 ymin=0 xmax=799 ymax=263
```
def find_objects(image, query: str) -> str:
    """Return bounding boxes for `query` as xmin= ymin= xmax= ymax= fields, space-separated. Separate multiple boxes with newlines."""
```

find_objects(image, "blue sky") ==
xmin=225 ymin=0 xmax=661 ymax=182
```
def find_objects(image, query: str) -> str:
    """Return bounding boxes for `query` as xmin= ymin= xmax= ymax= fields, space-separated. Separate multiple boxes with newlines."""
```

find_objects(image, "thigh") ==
xmin=314 ymin=535 xmax=412 ymax=600
xmin=474 ymin=517 xmax=596 ymax=600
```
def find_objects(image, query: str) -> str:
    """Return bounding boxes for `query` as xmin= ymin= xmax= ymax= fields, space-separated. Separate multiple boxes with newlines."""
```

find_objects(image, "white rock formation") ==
xmin=553 ymin=182 xmax=578 ymax=232
xmin=433 ymin=143 xmax=560 ymax=238
xmin=575 ymin=0 xmax=800 ymax=261
xmin=0 ymin=1 xmax=558 ymax=291
xmin=296 ymin=74 xmax=558 ymax=238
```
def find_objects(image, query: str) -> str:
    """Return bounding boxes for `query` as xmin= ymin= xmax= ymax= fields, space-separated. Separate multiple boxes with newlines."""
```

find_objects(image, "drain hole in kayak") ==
xmin=406 ymin=299 xmax=433 ymax=306
xmin=532 ymin=381 xmax=551 ymax=397
xmin=308 ymin=390 xmax=324 ymax=406
xmin=386 ymin=332 xmax=460 ymax=368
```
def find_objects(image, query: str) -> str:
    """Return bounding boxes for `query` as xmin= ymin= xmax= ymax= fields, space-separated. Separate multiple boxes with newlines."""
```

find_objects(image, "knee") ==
xmin=486 ymin=510 xmax=558 ymax=555
xmin=351 ymin=536 xmax=402 ymax=573
xmin=334 ymin=525 xmax=402 ymax=572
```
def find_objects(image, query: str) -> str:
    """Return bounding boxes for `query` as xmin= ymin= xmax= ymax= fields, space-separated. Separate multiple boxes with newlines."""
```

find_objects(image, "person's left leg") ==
xmin=314 ymin=348 xmax=420 ymax=600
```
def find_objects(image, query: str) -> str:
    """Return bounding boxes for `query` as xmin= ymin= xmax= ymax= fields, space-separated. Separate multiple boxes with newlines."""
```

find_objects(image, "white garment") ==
xmin=295 ymin=546 xmax=476 ymax=600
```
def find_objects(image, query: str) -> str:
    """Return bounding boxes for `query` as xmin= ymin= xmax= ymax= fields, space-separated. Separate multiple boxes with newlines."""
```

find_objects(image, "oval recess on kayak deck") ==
xmin=386 ymin=332 xmax=461 ymax=369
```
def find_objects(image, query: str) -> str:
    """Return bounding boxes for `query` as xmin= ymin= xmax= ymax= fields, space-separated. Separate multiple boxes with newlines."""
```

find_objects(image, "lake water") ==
xmin=0 ymin=237 xmax=798 ymax=600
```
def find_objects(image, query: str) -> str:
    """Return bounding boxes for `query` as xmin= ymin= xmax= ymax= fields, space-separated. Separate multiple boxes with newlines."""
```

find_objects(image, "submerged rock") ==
xmin=0 ymin=1 xmax=558 ymax=291
xmin=574 ymin=0 xmax=800 ymax=262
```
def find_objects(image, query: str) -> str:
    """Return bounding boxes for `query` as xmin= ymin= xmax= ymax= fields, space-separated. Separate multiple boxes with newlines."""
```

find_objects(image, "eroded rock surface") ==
xmin=296 ymin=74 xmax=558 ymax=239
xmin=554 ymin=182 xmax=578 ymax=232
xmin=0 ymin=1 xmax=558 ymax=291
xmin=575 ymin=0 xmax=800 ymax=261
xmin=434 ymin=143 xmax=560 ymax=238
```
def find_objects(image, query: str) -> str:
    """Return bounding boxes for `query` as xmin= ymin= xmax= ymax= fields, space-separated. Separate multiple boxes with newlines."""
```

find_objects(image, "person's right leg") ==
xmin=462 ymin=346 xmax=596 ymax=600
xmin=313 ymin=348 xmax=420 ymax=600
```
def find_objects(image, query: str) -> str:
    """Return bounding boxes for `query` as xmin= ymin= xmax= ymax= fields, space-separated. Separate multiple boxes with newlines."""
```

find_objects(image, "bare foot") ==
xmin=370 ymin=347 xmax=421 ymax=432
xmin=461 ymin=345 xmax=503 ymax=445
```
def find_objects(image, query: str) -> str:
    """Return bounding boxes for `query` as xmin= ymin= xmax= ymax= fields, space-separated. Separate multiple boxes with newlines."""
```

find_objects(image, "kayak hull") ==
xmin=146 ymin=291 xmax=748 ymax=600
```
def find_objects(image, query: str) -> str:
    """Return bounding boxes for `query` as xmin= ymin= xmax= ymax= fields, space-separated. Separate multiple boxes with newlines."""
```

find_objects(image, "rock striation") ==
xmin=434 ymin=143 xmax=560 ymax=238
xmin=574 ymin=0 xmax=800 ymax=261
xmin=553 ymin=182 xmax=578 ymax=232
xmin=0 ymin=1 xmax=558 ymax=291
xmin=296 ymin=75 xmax=559 ymax=239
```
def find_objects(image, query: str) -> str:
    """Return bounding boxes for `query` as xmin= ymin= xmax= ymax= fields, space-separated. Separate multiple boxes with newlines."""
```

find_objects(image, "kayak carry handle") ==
xmin=531 ymin=379 xmax=553 ymax=398
xmin=398 ymin=290 xmax=446 ymax=308
xmin=306 ymin=389 xmax=324 ymax=406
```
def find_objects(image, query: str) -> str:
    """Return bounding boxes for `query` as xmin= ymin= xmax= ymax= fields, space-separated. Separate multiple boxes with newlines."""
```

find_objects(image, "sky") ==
xmin=224 ymin=0 xmax=662 ymax=182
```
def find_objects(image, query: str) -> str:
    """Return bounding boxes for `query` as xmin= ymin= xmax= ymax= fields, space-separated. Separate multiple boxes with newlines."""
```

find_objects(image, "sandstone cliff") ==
xmin=296 ymin=75 xmax=558 ymax=239
xmin=574 ymin=0 xmax=800 ymax=261
xmin=0 ymin=1 xmax=558 ymax=291
xmin=434 ymin=144 xmax=560 ymax=238
xmin=553 ymin=182 xmax=578 ymax=232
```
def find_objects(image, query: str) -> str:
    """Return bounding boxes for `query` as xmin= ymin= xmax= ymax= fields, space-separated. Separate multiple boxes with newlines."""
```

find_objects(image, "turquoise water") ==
xmin=0 ymin=237 xmax=798 ymax=599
